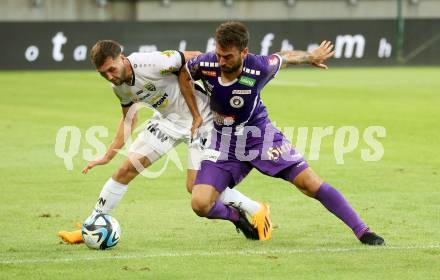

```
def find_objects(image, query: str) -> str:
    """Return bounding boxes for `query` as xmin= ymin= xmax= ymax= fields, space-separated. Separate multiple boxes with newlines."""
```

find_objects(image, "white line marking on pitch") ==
xmin=1 ymin=244 xmax=439 ymax=265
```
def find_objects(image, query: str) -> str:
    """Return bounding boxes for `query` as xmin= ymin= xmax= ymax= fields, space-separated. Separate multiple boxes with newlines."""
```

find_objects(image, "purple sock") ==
xmin=207 ymin=200 xmax=240 ymax=222
xmin=315 ymin=182 xmax=369 ymax=239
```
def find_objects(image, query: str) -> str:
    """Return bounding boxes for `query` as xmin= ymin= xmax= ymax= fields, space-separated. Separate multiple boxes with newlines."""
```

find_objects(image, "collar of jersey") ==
xmin=217 ymin=76 xmax=238 ymax=87
xmin=126 ymin=57 xmax=136 ymax=86
xmin=217 ymin=57 xmax=250 ymax=87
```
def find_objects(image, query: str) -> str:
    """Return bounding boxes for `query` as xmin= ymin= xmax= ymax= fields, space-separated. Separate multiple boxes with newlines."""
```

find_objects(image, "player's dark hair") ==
xmin=90 ymin=40 xmax=122 ymax=68
xmin=215 ymin=21 xmax=249 ymax=51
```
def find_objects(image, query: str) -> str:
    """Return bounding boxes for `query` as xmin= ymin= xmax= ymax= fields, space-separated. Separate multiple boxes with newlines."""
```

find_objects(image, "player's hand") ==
xmin=82 ymin=156 xmax=112 ymax=174
xmin=310 ymin=40 xmax=335 ymax=69
xmin=191 ymin=115 xmax=203 ymax=142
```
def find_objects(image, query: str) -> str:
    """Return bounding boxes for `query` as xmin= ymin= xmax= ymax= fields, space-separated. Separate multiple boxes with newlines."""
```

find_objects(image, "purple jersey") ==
xmin=186 ymin=52 xmax=282 ymax=132
xmin=187 ymin=52 xmax=308 ymax=192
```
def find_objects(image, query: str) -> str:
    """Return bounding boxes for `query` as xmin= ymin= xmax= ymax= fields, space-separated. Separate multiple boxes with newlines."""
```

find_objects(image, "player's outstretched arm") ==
xmin=277 ymin=40 xmax=335 ymax=69
xmin=82 ymin=106 xmax=137 ymax=174
xmin=178 ymin=68 xmax=202 ymax=140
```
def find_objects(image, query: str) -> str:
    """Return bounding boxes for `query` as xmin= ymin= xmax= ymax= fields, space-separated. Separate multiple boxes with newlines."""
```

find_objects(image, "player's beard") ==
xmin=111 ymin=66 xmax=126 ymax=86
xmin=220 ymin=57 xmax=242 ymax=74
xmin=111 ymin=78 xmax=123 ymax=86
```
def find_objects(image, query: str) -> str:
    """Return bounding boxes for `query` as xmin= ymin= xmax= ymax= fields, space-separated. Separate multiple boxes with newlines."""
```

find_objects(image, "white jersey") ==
xmin=112 ymin=50 xmax=211 ymax=139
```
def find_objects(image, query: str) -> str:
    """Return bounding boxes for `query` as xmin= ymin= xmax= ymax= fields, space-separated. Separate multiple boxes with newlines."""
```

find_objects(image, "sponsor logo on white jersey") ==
xmin=151 ymin=93 xmax=169 ymax=108
xmin=144 ymin=82 xmax=156 ymax=91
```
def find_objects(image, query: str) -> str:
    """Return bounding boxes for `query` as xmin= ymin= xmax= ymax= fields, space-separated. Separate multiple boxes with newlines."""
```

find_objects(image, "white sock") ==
xmin=90 ymin=177 xmax=128 ymax=217
xmin=218 ymin=188 xmax=261 ymax=216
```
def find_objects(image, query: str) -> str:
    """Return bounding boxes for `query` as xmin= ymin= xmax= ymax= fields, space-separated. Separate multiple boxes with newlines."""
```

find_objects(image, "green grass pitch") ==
xmin=0 ymin=68 xmax=439 ymax=279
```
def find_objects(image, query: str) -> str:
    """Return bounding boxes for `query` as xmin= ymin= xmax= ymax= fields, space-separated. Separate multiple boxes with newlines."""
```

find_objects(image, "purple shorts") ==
xmin=194 ymin=121 xmax=309 ymax=193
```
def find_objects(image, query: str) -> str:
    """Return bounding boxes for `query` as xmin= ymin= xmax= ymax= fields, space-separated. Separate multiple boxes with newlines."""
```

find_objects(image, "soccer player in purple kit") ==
xmin=179 ymin=21 xmax=385 ymax=245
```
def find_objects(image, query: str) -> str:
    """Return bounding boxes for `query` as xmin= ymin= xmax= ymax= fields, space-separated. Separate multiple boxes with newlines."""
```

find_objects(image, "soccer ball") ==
xmin=81 ymin=214 xmax=121 ymax=250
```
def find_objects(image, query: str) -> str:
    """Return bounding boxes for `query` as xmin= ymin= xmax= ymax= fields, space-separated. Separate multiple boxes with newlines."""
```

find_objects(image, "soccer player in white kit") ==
xmin=58 ymin=40 xmax=269 ymax=243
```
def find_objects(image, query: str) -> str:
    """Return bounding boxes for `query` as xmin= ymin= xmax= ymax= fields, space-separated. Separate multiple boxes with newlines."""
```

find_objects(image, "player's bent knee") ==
xmin=303 ymin=175 xmax=322 ymax=195
xmin=293 ymin=168 xmax=323 ymax=197
xmin=191 ymin=193 xmax=211 ymax=217
xmin=191 ymin=184 xmax=218 ymax=217
xmin=191 ymin=197 xmax=210 ymax=217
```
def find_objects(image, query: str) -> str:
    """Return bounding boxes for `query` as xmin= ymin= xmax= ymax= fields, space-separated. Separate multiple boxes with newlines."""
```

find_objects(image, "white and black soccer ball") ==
xmin=81 ymin=214 xmax=121 ymax=250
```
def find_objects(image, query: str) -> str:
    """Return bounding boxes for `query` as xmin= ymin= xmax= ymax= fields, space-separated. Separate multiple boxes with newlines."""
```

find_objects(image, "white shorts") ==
xmin=128 ymin=117 xmax=212 ymax=170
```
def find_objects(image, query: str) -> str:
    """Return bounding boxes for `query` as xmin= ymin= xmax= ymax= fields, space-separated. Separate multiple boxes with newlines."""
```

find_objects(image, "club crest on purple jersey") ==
xmin=230 ymin=96 xmax=244 ymax=108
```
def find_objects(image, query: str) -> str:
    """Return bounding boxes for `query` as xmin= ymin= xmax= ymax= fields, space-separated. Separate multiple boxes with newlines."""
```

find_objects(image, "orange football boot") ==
xmin=251 ymin=203 xmax=272 ymax=241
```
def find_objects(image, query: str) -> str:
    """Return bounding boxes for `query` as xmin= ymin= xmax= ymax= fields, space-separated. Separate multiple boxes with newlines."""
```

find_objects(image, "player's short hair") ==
xmin=215 ymin=21 xmax=249 ymax=51
xmin=90 ymin=40 xmax=122 ymax=68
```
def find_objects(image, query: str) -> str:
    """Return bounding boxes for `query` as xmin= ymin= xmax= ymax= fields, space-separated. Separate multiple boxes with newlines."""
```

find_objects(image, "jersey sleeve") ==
xmin=130 ymin=51 xmax=185 ymax=78
xmin=185 ymin=54 xmax=203 ymax=81
xmin=258 ymin=54 xmax=283 ymax=80
xmin=112 ymin=86 xmax=133 ymax=107
xmin=154 ymin=50 xmax=185 ymax=76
